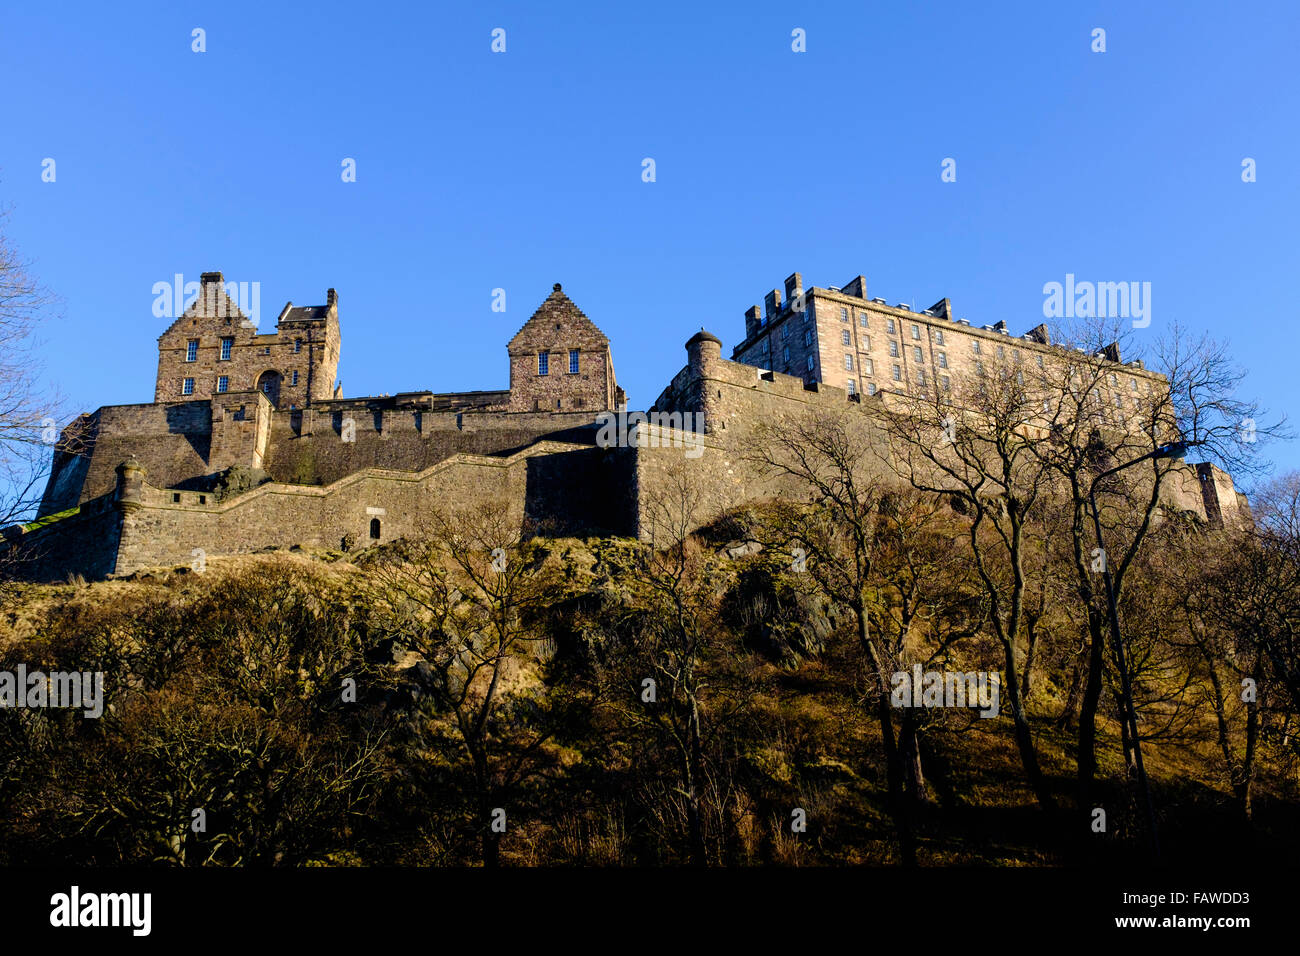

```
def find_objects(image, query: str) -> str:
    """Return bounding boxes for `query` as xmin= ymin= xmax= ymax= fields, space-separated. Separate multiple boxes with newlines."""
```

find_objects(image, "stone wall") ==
xmin=108 ymin=440 xmax=635 ymax=575
xmin=2 ymin=495 xmax=124 ymax=582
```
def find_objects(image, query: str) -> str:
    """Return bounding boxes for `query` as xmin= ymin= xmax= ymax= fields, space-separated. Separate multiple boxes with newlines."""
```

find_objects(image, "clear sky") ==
xmin=4 ymin=1 xmax=1298 ymax=488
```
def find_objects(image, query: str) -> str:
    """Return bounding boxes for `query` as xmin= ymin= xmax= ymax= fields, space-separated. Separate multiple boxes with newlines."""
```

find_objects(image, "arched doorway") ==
xmin=256 ymin=370 xmax=282 ymax=408
xmin=369 ymin=518 xmax=381 ymax=540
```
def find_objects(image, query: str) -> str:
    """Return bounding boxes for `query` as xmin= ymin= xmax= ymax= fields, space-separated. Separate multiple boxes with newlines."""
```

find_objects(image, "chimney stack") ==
xmin=784 ymin=272 xmax=803 ymax=305
xmin=763 ymin=288 xmax=782 ymax=319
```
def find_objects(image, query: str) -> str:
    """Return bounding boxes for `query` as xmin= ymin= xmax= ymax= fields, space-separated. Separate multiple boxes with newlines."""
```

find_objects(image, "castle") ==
xmin=5 ymin=271 xmax=1248 ymax=581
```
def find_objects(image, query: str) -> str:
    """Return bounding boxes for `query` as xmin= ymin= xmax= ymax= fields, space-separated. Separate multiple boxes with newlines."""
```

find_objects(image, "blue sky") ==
xmin=4 ymin=1 xmax=1298 ymax=485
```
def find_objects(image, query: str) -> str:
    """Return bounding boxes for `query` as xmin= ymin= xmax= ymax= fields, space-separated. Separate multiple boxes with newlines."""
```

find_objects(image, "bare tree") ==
xmin=366 ymin=500 xmax=559 ymax=866
xmin=744 ymin=407 xmax=924 ymax=862
xmin=879 ymin=358 xmax=1058 ymax=812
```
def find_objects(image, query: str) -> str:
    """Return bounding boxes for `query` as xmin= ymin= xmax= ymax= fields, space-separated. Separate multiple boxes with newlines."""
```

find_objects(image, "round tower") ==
xmin=685 ymin=330 xmax=723 ymax=434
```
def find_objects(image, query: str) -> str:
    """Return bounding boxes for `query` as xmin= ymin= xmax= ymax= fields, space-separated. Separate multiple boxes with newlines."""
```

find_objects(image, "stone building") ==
xmin=154 ymin=272 xmax=340 ymax=409
xmin=730 ymin=272 xmax=1164 ymax=429
xmin=4 ymin=269 xmax=1249 ymax=581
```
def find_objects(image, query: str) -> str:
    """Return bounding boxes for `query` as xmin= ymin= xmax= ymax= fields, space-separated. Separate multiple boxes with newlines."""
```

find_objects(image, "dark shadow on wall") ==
xmin=524 ymin=447 xmax=635 ymax=538
xmin=166 ymin=404 xmax=211 ymax=463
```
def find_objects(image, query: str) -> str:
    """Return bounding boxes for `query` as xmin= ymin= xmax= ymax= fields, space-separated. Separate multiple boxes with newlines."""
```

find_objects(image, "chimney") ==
xmin=1101 ymin=342 xmax=1121 ymax=363
xmin=842 ymin=275 xmax=867 ymax=299
xmin=763 ymin=288 xmax=782 ymax=319
xmin=745 ymin=305 xmax=763 ymax=340
xmin=784 ymin=273 xmax=804 ymax=305
xmin=1026 ymin=322 xmax=1051 ymax=345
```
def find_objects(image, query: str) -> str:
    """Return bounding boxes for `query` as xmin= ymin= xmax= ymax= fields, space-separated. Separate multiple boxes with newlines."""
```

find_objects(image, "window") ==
xmin=291 ymin=370 xmax=299 ymax=386
xmin=934 ymin=330 xmax=945 ymax=345
xmin=840 ymin=307 xmax=848 ymax=322
xmin=866 ymin=382 xmax=877 ymax=395
xmin=172 ymin=493 xmax=181 ymax=503
xmin=369 ymin=518 xmax=381 ymax=540
xmin=1014 ymin=349 xmax=1022 ymax=363
xmin=859 ymin=313 xmax=869 ymax=327
xmin=262 ymin=346 xmax=271 ymax=355
xmin=293 ymin=339 xmax=302 ymax=353
xmin=941 ymin=375 xmax=951 ymax=390
xmin=538 ymin=352 xmax=549 ymax=375
xmin=1130 ymin=378 xmax=1138 ymax=391
xmin=1113 ymin=393 xmax=1123 ymax=408
xmin=1037 ymin=354 xmax=1045 ymax=367
xmin=1016 ymin=369 xmax=1025 ymax=385
xmin=220 ymin=337 xmax=233 ymax=361
xmin=862 ymin=358 xmax=874 ymax=375
xmin=781 ymin=326 xmax=788 ymax=341
xmin=186 ymin=340 xmax=198 ymax=362
xmin=892 ymin=365 xmax=902 ymax=381
xmin=182 ymin=378 xmax=194 ymax=395
xmin=889 ymin=341 xmax=899 ymax=358
xmin=806 ymin=355 xmax=815 ymax=371
xmin=937 ymin=352 xmax=948 ymax=368
xmin=569 ymin=349 xmax=580 ymax=373
xmin=1109 ymin=373 xmax=1118 ymax=385
xmin=846 ymin=378 xmax=856 ymax=395
xmin=803 ymin=304 xmax=813 ymax=323
xmin=803 ymin=329 xmax=813 ymax=346
xmin=972 ymin=339 xmax=982 ymax=354
xmin=783 ymin=345 xmax=790 ymax=363
xmin=217 ymin=376 xmax=228 ymax=393
xmin=841 ymin=329 xmax=851 ymax=346
xmin=886 ymin=318 xmax=896 ymax=334
xmin=912 ymin=346 xmax=923 ymax=362
xmin=916 ymin=369 xmax=927 ymax=386
xmin=844 ymin=354 xmax=854 ymax=370
xmin=997 ymin=345 xmax=1005 ymax=360
xmin=861 ymin=334 xmax=871 ymax=350
xmin=975 ymin=360 xmax=985 ymax=375
xmin=911 ymin=324 xmax=920 ymax=340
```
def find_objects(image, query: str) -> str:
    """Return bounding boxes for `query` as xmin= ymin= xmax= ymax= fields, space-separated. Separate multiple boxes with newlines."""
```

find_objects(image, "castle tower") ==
xmin=507 ymin=284 xmax=622 ymax=412
xmin=154 ymin=272 xmax=340 ymax=409
xmin=685 ymin=329 xmax=723 ymax=433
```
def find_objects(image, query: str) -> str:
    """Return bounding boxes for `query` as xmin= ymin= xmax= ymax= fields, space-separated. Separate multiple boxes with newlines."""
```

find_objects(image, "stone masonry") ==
xmin=4 ymin=270 xmax=1249 ymax=581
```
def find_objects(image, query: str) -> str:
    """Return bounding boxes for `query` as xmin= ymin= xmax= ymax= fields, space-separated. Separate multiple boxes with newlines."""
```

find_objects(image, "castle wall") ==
xmin=108 ymin=441 xmax=635 ymax=575
xmin=262 ymin=406 xmax=603 ymax=486
xmin=46 ymin=401 xmax=216 ymax=513
xmin=2 ymin=495 xmax=124 ymax=582
xmin=642 ymin=335 xmax=1238 ymax=538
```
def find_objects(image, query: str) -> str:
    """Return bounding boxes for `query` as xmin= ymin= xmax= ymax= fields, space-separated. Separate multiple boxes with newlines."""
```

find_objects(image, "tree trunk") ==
xmin=1003 ymin=637 xmax=1055 ymax=812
